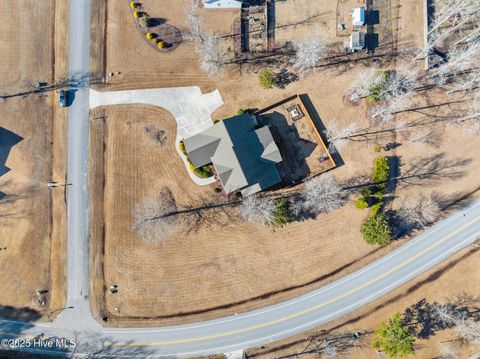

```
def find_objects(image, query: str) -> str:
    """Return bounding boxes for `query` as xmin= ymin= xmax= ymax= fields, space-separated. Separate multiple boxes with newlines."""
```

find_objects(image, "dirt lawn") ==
xmin=88 ymin=0 xmax=480 ymax=328
xmin=0 ymin=0 xmax=68 ymax=319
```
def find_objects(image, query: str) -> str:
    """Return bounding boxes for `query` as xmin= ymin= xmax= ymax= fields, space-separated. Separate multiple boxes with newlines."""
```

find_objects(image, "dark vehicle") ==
xmin=58 ymin=90 xmax=68 ymax=107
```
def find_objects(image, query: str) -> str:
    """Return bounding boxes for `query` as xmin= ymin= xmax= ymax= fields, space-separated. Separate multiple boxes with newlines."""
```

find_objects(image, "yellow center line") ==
xmin=115 ymin=216 xmax=480 ymax=347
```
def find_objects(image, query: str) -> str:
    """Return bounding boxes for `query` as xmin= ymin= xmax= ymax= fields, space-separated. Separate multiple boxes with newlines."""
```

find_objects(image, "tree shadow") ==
xmin=178 ymin=196 xmax=233 ymax=236
xmin=403 ymin=298 xmax=480 ymax=340
xmin=0 ymin=306 xmax=42 ymax=356
xmin=317 ymin=247 xmax=478 ymax=337
xmin=435 ymin=186 xmax=480 ymax=212
xmin=112 ymin=244 xmax=384 ymax=321
xmin=275 ymin=69 xmax=299 ymax=89
xmin=0 ymin=127 xmax=23 ymax=177
xmin=148 ymin=17 xmax=166 ymax=26
xmin=67 ymin=332 xmax=158 ymax=358
xmin=273 ymin=331 xmax=361 ymax=359
xmin=389 ymin=187 xmax=478 ymax=239
xmin=0 ymin=72 xmax=105 ymax=99
xmin=396 ymin=152 xmax=471 ymax=187
xmin=0 ymin=180 xmax=37 ymax=223
xmin=258 ymin=111 xmax=317 ymax=184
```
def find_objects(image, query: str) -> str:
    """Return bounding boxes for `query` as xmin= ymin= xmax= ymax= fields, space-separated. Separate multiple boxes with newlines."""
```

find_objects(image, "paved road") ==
xmin=54 ymin=0 xmax=100 ymax=331
xmin=0 ymin=1 xmax=479 ymax=357
xmin=0 ymin=201 xmax=478 ymax=357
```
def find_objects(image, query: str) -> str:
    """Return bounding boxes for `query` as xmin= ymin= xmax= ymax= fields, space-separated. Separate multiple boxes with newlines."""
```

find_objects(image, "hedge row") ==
xmin=358 ymin=156 xmax=393 ymax=246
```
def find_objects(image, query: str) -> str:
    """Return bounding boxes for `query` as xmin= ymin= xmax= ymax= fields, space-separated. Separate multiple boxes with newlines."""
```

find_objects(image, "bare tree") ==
xmin=132 ymin=188 xmax=177 ymax=243
xmin=371 ymin=93 xmax=412 ymax=123
xmin=325 ymin=122 xmax=359 ymax=153
xmin=185 ymin=0 xmax=223 ymax=76
xmin=346 ymin=66 xmax=417 ymax=123
xmin=322 ymin=340 xmax=337 ymax=358
xmin=396 ymin=195 xmax=441 ymax=231
xmin=394 ymin=120 xmax=408 ymax=133
xmin=405 ymin=128 xmax=443 ymax=149
xmin=295 ymin=175 xmax=346 ymax=216
xmin=429 ymin=42 xmax=480 ymax=90
xmin=345 ymin=66 xmax=379 ymax=104
xmin=438 ymin=342 xmax=459 ymax=359
xmin=238 ymin=194 xmax=276 ymax=226
xmin=292 ymin=36 xmax=327 ymax=78
xmin=69 ymin=332 xmax=156 ymax=358
xmin=455 ymin=92 xmax=480 ymax=134
xmin=186 ymin=0 xmax=204 ymax=41
xmin=371 ymin=67 xmax=418 ymax=123
xmin=433 ymin=304 xmax=480 ymax=345
xmin=199 ymin=35 xmax=222 ymax=75
xmin=421 ymin=0 xmax=480 ymax=58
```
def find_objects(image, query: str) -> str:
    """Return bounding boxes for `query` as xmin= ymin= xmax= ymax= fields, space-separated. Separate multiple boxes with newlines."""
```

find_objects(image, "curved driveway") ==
xmin=0 ymin=0 xmax=479 ymax=358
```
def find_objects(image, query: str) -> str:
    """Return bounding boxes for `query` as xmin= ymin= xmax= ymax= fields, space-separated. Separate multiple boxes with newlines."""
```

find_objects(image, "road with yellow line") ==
xmin=1 ymin=201 xmax=479 ymax=358
xmin=0 ymin=0 xmax=479 ymax=357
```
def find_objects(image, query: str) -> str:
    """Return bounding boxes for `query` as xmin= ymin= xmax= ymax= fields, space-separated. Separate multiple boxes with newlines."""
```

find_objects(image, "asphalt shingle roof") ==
xmin=183 ymin=114 xmax=282 ymax=195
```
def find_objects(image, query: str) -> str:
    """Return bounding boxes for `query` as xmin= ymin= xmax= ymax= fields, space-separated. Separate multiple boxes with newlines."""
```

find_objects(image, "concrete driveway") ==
xmin=89 ymin=87 xmax=223 ymax=185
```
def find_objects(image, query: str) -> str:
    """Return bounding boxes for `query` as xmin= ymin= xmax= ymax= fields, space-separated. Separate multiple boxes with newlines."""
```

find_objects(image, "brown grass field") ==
xmin=88 ymin=4 xmax=480 ymax=359
xmin=0 ymin=0 xmax=68 ymax=320
xmin=246 ymin=245 xmax=480 ymax=359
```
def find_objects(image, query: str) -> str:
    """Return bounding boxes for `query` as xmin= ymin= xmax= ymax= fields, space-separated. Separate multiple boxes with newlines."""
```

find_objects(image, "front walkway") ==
xmin=89 ymin=87 xmax=223 ymax=185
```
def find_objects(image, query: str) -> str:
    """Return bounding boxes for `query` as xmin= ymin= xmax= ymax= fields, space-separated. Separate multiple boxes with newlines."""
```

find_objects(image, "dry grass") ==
xmin=246 ymin=246 xmax=480 ymax=359
xmin=89 ymin=0 xmax=480 ymax=329
xmin=89 ymin=103 xmax=379 ymax=325
xmin=90 ymin=94 xmax=480 ymax=326
xmin=0 ymin=0 xmax=67 ymax=319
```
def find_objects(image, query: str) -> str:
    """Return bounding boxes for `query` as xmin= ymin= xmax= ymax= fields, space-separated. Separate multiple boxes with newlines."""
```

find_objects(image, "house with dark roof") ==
xmin=184 ymin=114 xmax=282 ymax=196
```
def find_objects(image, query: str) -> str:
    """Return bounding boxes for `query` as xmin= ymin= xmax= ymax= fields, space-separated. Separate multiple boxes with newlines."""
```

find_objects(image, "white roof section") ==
xmin=203 ymin=0 xmax=243 ymax=9
xmin=349 ymin=31 xmax=365 ymax=50
xmin=352 ymin=7 xmax=365 ymax=26
xmin=255 ymin=126 xmax=282 ymax=164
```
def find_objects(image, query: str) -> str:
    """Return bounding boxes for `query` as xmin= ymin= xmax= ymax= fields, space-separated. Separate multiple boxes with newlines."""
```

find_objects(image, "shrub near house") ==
xmin=179 ymin=140 xmax=213 ymax=179
xmin=258 ymin=68 xmax=275 ymax=89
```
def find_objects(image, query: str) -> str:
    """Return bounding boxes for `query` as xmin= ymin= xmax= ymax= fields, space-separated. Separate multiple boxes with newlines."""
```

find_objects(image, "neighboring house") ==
xmin=203 ymin=0 xmax=244 ymax=9
xmin=184 ymin=114 xmax=282 ymax=196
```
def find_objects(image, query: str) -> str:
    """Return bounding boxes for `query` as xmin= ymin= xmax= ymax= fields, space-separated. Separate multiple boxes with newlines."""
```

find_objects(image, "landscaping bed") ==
xmin=127 ymin=0 xmax=182 ymax=52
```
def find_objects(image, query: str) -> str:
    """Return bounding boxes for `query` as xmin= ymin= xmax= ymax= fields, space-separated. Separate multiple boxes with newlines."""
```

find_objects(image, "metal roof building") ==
xmin=184 ymin=114 xmax=282 ymax=196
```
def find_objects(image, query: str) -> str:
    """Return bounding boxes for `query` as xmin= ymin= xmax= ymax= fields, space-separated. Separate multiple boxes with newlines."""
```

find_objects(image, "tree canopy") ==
xmin=361 ymin=212 xmax=392 ymax=246
xmin=372 ymin=312 xmax=415 ymax=358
